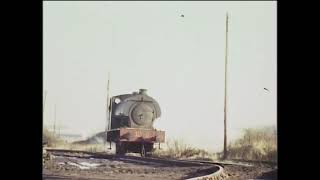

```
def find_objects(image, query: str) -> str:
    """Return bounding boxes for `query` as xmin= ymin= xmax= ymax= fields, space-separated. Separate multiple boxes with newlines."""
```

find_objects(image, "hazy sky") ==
xmin=43 ymin=1 xmax=277 ymax=152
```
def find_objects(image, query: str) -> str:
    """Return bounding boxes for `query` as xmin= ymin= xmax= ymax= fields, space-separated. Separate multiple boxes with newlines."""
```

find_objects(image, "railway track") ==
xmin=45 ymin=148 xmax=253 ymax=167
xmin=44 ymin=148 xmax=227 ymax=180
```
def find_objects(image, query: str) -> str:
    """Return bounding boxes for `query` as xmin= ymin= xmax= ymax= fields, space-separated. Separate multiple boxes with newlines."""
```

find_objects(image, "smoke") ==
xmin=93 ymin=136 xmax=106 ymax=144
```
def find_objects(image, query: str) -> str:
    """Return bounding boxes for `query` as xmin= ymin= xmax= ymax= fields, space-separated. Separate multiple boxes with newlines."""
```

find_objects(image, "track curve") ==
xmin=44 ymin=148 xmax=226 ymax=180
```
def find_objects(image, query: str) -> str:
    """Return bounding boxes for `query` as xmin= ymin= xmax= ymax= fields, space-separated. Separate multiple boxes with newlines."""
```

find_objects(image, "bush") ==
xmin=227 ymin=126 xmax=277 ymax=162
xmin=152 ymin=139 xmax=215 ymax=161
xmin=43 ymin=128 xmax=106 ymax=152
xmin=43 ymin=128 xmax=63 ymax=147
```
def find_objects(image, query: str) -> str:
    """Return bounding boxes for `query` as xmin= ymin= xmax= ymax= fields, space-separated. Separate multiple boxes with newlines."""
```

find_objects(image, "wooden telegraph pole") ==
xmin=106 ymin=72 xmax=113 ymax=150
xmin=106 ymin=72 xmax=111 ymax=131
xmin=54 ymin=104 xmax=56 ymax=135
xmin=43 ymin=90 xmax=47 ymax=113
xmin=223 ymin=13 xmax=229 ymax=160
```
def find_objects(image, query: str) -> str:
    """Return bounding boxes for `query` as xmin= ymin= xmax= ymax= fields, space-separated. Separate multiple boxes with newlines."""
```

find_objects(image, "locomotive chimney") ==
xmin=139 ymin=89 xmax=147 ymax=95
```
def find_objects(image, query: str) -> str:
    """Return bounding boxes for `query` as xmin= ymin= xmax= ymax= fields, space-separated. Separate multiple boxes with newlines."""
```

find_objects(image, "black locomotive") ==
xmin=106 ymin=89 xmax=165 ymax=156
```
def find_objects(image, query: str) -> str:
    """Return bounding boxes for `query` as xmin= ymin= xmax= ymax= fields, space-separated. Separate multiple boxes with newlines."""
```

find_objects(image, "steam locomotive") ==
xmin=106 ymin=89 xmax=165 ymax=156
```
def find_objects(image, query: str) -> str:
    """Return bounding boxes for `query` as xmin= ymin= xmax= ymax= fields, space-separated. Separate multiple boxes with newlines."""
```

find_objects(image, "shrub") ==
xmin=152 ymin=139 xmax=215 ymax=161
xmin=43 ymin=128 xmax=63 ymax=147
xmin=227 ymin=126 xmax=277 ymax=162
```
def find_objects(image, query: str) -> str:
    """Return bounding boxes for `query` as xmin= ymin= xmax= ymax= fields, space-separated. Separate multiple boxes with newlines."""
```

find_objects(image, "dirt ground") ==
xmin=43 ymin=151 xmax=277 ymax=180
xmin=223 ymin=163 xmax=277 ymax=180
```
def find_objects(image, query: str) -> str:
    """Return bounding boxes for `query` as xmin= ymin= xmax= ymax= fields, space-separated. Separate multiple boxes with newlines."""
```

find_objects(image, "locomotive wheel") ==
xmin=116 ymin=143 xmax=126 ymax=155
xmin=140 ymin=144 xmax=146 ymax=157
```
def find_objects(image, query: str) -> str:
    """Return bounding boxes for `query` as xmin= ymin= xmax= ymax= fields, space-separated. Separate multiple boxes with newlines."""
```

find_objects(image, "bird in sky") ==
xmin=264 ymin=88 xmax=270 ymax=92
xmin=181 ymin=14 xmax=184 ymax=17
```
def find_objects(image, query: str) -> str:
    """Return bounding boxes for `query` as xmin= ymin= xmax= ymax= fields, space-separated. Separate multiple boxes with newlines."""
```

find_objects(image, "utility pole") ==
xmin=43 ymin=90 xmax=47 ymax=129
xmin=54 ymin=104 xmax=56 ymax=135
xmin=43 ymin=90 xmax=47 ymax=113
xmin=223 ymin=13 xmax=229 ymax=160
xmin=106 ymin=72 xmax=111 ymax=131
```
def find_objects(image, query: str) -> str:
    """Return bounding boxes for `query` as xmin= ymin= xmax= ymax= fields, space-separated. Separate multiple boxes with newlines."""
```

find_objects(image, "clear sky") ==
xmin=43 ymin=1 xmax=277 ymax=152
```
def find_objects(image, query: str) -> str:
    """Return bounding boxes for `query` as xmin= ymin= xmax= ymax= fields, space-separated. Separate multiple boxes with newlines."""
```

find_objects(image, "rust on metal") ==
xmin=107 ymin=128 xmax=165 ymax=143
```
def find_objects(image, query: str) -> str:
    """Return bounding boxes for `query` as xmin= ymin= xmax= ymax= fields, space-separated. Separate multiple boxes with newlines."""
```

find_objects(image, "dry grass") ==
xmin=227 ymin=126 xmax=277 ymax=162
xmin=152 ymin=139 xmax=218 ymax=161
xmin=43 ymin=128 xmax=106 ymax=153
xmin=43 ymin=126 xmax=277 ymax=162
xmin=43 ymin=128 xmax=64 ymax=146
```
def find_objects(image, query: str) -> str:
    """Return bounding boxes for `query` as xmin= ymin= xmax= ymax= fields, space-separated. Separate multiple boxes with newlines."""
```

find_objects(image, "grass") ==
xmin=152 ymin=139 xmax=218 ymax=161
xmin=152 ymin=126 xmax=277 ymax=163
xmin=227 ymin=126 xmax=277 ymax=162
xmin=43 ymin=126 xmax=277 ymax=162
xmin=43 ymin=128 xmax=107 ymax=153
xmin=43 ymin=128 xmax=64 ymax=146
